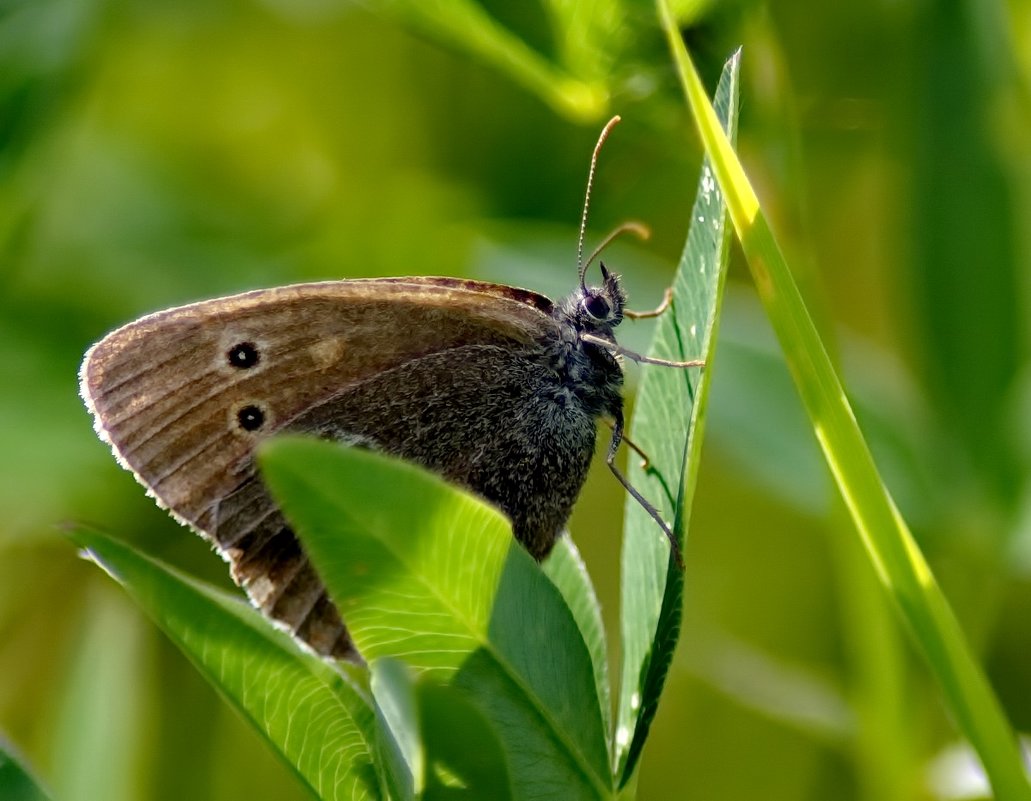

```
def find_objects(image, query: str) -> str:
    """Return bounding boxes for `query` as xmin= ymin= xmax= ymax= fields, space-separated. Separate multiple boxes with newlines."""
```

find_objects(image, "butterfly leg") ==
xmin=624 ymin=287 xmax=673 ymax=319
xmin=605 ymin=410 xmax=685 ymax=568
xmin=604 ymin=419 xmax=652 ymax=469
xmin=582 ymin=333 xmax=705 ymax=369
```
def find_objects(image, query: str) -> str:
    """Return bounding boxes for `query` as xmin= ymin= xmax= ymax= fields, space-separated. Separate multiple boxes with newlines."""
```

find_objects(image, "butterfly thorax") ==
xmin=548 ymin=264 xmax=626 ymax=417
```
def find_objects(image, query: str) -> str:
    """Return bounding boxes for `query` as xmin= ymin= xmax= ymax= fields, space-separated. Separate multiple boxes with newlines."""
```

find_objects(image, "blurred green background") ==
xmin=1 ymin=1 xmax=1029 ymax=799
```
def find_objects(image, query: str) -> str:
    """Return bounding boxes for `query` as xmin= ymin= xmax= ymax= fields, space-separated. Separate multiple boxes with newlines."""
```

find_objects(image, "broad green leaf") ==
xmin=418 ymin=681 xmax=511 ymax=800
xmin=541 ymin=538 xmax=611 ymax=744
xmin=72 ymin=530 xmax=379 ymax=801
xmin=370 ymin=659 xmax=422 ymax=801
xmin=260 ymin=440 xmax=613 ymax=800
xmin=615 ymin=52 xmax=739 ymax=784
xmin=0 ymin=741 xmax=52 ymax=801
xmin=658 ymin=2 xmax=1031 ymax=797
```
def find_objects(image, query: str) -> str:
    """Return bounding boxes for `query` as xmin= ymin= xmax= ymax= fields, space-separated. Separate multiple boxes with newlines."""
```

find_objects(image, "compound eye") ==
xmin=584 ymin=294 xmax=611 ymax=320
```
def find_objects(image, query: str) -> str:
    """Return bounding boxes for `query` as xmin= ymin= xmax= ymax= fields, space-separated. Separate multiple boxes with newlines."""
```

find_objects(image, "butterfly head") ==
xmin=563 ymin=261 xmax=626 ymax=336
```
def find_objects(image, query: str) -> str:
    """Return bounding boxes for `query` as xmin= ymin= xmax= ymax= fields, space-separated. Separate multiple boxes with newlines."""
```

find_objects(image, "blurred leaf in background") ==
xmin=1 ymin=0 xmax=1029 ymax=799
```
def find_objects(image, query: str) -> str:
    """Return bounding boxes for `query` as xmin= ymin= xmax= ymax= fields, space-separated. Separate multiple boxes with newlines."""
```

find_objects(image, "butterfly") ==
xmin=80 ymin=116 xmax=702 ymax=660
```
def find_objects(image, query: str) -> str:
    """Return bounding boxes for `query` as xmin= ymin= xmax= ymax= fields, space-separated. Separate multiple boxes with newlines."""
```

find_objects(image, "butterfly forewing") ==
xmin=81 ymin=278 xmax=557 ymax=658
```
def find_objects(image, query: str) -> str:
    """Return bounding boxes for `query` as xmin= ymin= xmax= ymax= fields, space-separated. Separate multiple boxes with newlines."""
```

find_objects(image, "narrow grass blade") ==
xmin=657 ymin=2 xmax=1031 ymax=796
xmin=368 ymin=0 xmax=609 ymax=121
xmin=615 ymin=53 xmax=739 ymax=785
xmin=49 ymin=587 xmax=148 ymax=801
xmin=540 ymin=0 xmax=626 ymax=82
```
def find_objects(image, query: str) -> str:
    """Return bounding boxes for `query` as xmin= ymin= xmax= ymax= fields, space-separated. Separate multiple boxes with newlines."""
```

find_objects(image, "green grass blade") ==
xmin=540 ymin=0 xmax=626 ymax=82
xmin=615 ymin=53 xmax=738 ymax=785
xmin=260 ymin=439 xmax=613 ymax=800
xmin=48 ymin=587 xmax=148 ymax=801
xmin=710 ymin=292 xmax=945 ymax=524
xmin=657 ymin=3 xmax=1031 ymax=797
xmin=368 ymin=0 xmax=609 ymax=122
xmin=71 ymin=529 xmax=380 ymax=801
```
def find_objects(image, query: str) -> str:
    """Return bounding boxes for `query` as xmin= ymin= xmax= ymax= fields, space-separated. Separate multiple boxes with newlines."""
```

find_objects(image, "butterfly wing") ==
xmin=81 ymin=278 xmax=558 ymax=658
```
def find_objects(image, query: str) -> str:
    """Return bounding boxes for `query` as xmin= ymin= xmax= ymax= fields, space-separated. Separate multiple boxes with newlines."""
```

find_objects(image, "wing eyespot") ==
xmin=227 ymin=342 xmax=260 ymax=369
xmin=235 ymin=404 xmax=266 ymax=432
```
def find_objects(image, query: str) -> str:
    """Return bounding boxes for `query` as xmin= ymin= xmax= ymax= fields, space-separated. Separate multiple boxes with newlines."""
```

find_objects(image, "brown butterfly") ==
xmin=79 ymin=117 xmax=702 ymax=660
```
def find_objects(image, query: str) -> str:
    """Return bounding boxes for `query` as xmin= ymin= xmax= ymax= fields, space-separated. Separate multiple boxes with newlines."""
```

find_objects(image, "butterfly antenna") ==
xmin=582 ymin=221 xmax=651 ymax=274
xmin=577 ymin=115 xmax=622 ymax=291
